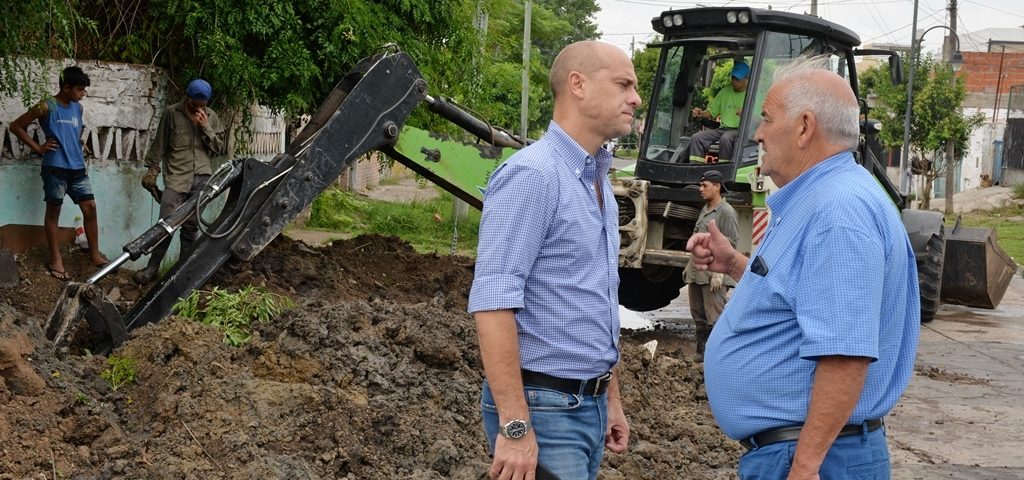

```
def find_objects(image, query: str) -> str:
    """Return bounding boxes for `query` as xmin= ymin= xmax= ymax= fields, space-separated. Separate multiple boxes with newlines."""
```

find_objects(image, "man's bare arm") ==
xmin=788 ymin=356 xmax=870 ymax=480
xmin=475 ymin=309 xmax=538 ymax=479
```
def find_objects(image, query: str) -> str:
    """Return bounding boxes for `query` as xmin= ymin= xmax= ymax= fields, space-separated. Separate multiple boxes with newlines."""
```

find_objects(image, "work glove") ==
xmin=709 ymin=273 xmax=724 ymax=292
xmin=141 ymin=169 xmax=158 ymax=190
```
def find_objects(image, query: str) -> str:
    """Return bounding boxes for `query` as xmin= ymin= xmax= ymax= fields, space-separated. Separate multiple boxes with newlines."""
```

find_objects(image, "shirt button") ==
xmin=575 ymin=169 xmax=581 ymax=175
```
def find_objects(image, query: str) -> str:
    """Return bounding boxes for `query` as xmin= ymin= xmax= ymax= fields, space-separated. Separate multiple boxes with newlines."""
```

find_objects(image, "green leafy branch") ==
xmin=173 ymin=286 xmax=294 ymax=346
xmin=100 ymin=355 xmax=138 ymax=392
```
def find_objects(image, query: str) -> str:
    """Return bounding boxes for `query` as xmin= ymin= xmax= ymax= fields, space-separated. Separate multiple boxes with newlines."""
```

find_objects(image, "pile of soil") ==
xmin=0 ymin=235 xmax=741 ymax=479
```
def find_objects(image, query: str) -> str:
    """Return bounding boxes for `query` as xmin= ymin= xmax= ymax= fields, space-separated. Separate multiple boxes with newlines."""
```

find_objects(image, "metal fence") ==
xmin=1002 ymin=85 xmax=1024 ymax=185
xmin=1008 ymin=85 xmax=1024 ymax=119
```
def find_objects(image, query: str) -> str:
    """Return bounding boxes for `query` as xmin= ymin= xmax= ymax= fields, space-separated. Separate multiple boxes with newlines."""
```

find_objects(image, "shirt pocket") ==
xmin=170 ymin=115 xmax=193 ymax=151
xmin=724 ymin=258 xmax=795 ymax=334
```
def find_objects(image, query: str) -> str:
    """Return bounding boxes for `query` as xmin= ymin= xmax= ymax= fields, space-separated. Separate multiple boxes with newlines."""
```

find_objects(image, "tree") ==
xmin=1 ymin=1 xmax=95 ymax=104
xmin=859 ymin=53 xmax=984 ymax=209
xmin=4 ymin=0 xmax=601 ymax=140
xmin=631 ymin=41 xmax=661 ymax=105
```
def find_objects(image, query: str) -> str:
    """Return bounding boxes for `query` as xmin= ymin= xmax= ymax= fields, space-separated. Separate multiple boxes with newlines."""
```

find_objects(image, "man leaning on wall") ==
xmin=9 ymin=66 xmax=110 ymax=281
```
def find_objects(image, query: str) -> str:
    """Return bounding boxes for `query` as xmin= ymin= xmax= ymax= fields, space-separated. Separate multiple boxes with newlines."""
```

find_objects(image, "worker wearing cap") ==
xmin=688 ymin=61 xmax=750 ymax=163
xmin=134 ymin=79 xmax=226 ymax=284
xmin=682 ymin=169 xmax=739 ymax=358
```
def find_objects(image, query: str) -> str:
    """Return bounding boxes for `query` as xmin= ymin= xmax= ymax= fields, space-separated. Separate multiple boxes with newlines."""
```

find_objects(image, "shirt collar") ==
xmin=544 ymin=121 xmax=613 ymax=179
xmin=767 ymin=151 xmax=854 ymax=216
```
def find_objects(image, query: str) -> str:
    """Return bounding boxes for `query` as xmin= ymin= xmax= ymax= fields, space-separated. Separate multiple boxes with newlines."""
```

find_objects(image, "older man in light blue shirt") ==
xmin=687 ymin=57 xmax=919 ymax=480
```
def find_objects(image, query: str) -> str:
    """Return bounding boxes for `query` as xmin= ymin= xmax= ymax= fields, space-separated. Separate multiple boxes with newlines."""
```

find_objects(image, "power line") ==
xmin=960 ymin=0 xmax=1024 ymax=19
xmin=862 ymin=8 xmax=944 ymax=44
xmin=866 ymin=0 xmax=897 ymax=44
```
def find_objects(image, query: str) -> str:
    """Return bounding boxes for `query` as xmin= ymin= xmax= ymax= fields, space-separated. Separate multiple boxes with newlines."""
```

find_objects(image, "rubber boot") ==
xmin=132 ymin=264 xmax=159 ymax=285
xmin=180 ymin=238 xmax=195 ymax=259
xmin=695 ymin=325 xmax=711 ymax=362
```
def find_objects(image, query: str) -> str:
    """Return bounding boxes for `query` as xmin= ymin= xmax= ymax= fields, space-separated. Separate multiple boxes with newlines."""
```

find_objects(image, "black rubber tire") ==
xmin=618 ymin=265 xmax=685 ymax=312
xmin=918 ymin=226 xmax=945 ymax=323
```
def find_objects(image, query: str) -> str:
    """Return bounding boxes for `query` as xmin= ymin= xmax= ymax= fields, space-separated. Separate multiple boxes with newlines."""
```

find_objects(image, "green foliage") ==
xmin=632 ymin=43 xmax=661 ymax=105
xmin=955 ymin=205 xmax=1024 ymax=263
xmin=1014 ymin=184 xmax=1024 ymax=200
xmin=173 ymin=286 xmax=294 ymax=346
xmin=860 ymin=53 xmax=985 ymax=174
xmin=74 ymin=392 xmax=91 ymax=405
xmin=100 ymin=355 xmax=138 ymax=392
xmin=308 ymin=187 xmax=482 ymax=254
xmin=10 ymin=0 xmax=601 ymax=140
xmin=700 ymin=60 xmax=738 ymax=107
xmin=1 ymin=1 xmax=96 ymax=104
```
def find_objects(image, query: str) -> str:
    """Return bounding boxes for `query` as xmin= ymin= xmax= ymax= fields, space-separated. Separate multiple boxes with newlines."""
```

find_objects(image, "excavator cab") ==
xmin=619 ymin=7 xmax=867 ymax=311
xmin=616 ymin=7 xmax=1014 ymax=319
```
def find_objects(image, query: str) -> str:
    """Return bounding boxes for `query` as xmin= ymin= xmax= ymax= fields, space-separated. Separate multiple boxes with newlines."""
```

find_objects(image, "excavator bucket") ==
xmin=46 ymin=281 xmax=126 ymax=354
xmin=940 ymin=224 xmax=1017 ymax=310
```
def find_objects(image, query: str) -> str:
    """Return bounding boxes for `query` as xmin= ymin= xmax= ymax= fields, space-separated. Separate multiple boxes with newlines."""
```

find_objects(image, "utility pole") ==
xmin=810 ymin=0 xmax=817 ymax=16
xmin=943 ymin=0 xmax=958 ymax=216
xmin=900 ymin=0 xmax=920 ymax=198
xmin=520 ymin=0 xmax=532 ymax=141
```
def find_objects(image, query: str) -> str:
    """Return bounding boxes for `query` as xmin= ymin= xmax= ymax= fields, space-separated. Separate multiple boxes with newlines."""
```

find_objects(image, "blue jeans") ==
xmin=481 ymin=380 xmax=608 ymax=480
xmin=738 ymin=425 xmax=890 ymax=479
xmin=41 ymin=166 xmax=94 ymax=205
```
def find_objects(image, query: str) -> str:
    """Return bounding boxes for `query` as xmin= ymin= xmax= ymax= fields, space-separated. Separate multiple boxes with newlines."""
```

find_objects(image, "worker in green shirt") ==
xmin=687 ymin=61 xmax=749 ymax=163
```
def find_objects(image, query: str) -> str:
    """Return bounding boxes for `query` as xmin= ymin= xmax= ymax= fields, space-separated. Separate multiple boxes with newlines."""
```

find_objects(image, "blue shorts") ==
xmin=41 ymin=166 xmax=94 ymax=205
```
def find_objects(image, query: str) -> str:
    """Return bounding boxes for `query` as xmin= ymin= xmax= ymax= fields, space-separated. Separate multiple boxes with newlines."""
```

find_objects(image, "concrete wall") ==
xmin=0 ymin=59 xmax=287 ymax=268
xmin=961 ymin=112 xmax=1006 ymax=191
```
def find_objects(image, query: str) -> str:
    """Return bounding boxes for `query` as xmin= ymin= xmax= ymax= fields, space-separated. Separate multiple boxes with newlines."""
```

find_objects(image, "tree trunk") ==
xmin=943 ymin=141 xmax=956 ymax=216
xmin=920 ymin=174 xmax=933 ymax=210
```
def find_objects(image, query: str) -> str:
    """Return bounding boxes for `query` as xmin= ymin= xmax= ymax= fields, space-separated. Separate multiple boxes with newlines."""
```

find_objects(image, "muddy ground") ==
xmin=0 ymin=235 xmax=740 ymax=479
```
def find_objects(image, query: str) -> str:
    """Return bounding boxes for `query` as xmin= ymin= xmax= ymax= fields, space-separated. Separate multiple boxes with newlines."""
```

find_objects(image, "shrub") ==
xmin=173 ymin=286 xmax=294 ymax=346
xmin=100 ymin=355 xmax=137 ymax=391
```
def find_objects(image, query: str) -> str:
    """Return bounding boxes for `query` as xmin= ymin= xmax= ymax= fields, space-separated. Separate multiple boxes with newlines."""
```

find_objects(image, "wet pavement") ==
xmin=888 ymin=274 xmax=1024 ymax=480
xmin=639 ymin=274 xmax=1024 ymax=479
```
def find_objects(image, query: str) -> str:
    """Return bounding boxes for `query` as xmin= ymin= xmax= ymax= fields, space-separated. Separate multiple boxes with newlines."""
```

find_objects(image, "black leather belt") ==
xmin=521 ymin=369 xmax=611 ymax=396
xmin=740 ymin=418 xmax=884 ymax=450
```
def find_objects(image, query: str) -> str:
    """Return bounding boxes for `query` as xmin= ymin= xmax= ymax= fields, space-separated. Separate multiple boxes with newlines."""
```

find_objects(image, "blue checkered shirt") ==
xmin=468 ymin=121 xmax=620 ymax=380
xmin=704 ymin=151 xmax=920 ymax=440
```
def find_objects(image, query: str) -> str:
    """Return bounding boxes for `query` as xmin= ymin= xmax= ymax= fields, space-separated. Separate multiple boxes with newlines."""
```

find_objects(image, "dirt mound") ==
xmin=0 ymin=234 xmax=740 ymax=478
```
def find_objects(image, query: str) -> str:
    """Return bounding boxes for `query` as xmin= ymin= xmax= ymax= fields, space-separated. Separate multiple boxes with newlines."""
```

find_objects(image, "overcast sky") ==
xmin=595 ymin=0 xmax=1024 ymax=56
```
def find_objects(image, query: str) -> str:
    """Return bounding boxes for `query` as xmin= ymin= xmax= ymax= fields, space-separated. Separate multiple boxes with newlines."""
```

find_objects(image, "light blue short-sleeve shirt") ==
xmin=468 ymin=121 xmax=620 ymax=380
xmin=704 ymin=151 xmax=920 ymax=440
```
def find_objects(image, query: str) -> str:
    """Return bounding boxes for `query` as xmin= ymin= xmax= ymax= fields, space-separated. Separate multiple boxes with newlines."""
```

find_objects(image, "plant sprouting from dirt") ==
xmin=173 ymin=286 xmax=294 ymax=346
xmin=100 ymin=355 xmax=137 ymax=391
xmin=1013 ymin=183 xmax=1024 ymax=200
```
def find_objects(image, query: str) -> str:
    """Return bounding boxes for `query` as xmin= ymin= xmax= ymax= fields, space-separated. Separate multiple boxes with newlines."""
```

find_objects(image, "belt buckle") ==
xmin=593 ymin=371 xmax=612 ymax=396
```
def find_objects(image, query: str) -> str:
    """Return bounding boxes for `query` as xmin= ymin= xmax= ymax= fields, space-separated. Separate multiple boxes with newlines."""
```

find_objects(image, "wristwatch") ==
xmin=500 ymin=419 xmax=529 ymax=439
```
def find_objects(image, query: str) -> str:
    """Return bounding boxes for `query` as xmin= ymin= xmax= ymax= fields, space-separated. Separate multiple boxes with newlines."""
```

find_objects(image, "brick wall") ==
xmin=960 ymin=51 xmax=1024 ymax=96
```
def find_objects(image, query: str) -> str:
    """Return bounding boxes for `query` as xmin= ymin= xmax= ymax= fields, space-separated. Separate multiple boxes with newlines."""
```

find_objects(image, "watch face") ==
xmin=504 ymin=420 xmax=528 ymax=439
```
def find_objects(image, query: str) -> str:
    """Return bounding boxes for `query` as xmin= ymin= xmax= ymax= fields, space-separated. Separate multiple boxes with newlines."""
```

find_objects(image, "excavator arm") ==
xmin=47 ymin=49 xmax=525 ymax=353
